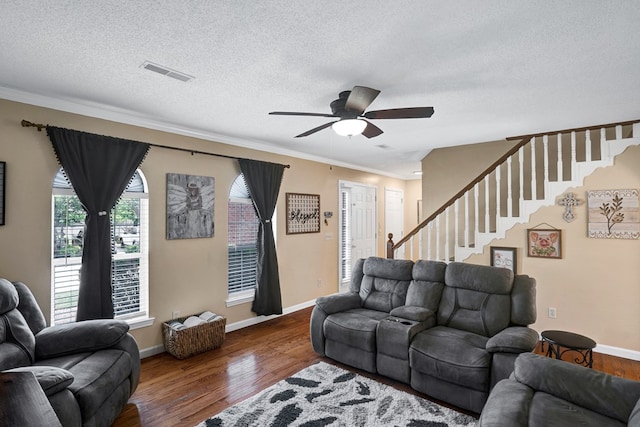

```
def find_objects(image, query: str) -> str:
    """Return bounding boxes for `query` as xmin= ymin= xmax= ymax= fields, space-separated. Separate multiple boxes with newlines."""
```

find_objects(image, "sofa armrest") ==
xmin=486 ymin=326 xmax=538 ymax=353
xmin=5 ymin=366 xmax=74 ymax=396
xmin=514 ymin=353 xmax=640 ymax=423
xmin=35 ymin=319 xmax=129 ymax=360
xmin=389 ymin=306 xmax=434 ymax=322
xmin=315 ymin=292 xmax=361 ymax=315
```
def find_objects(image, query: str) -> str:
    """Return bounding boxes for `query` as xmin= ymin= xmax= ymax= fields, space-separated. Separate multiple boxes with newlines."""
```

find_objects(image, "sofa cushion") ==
xmin=405 ymin=260 xmax=446 ymax=311
xmin=6 ymin=365 xmax=75 ymax=396
xmin=35 ymin=319 xmax=129 ymax=359
xmin=324 ymin=309 xmax=388 ymax=351
xmin=528 ymin=392 xmax=626 ymax=427
xmin=410 ymin=326 xmax=491 ymax=392
xmin=439 ymin=262 xmax=513 ymax=337
xmin=514 ymin=353 xmax=640 ymax=423
xmin=360 ymin=258 xmax=413 ymax=312
xmin=12 ymin=281 xmax=47 ymax=335
xmin=42 ymin=349 xmax=133 ymax=420
xmin=0 ymin=278 xmax=19 ymax=314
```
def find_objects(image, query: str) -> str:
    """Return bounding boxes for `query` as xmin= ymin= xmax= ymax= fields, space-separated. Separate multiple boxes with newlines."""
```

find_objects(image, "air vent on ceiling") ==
xmin=141 ymin=61 xmax=194 ymax=82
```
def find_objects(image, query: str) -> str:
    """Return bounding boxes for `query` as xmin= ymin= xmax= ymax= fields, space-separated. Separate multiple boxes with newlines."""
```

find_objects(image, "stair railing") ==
xmin=388 ymin=119 xmax=640 ymax=261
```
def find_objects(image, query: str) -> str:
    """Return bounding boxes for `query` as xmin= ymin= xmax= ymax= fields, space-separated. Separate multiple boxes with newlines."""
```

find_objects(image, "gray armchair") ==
xmin=0 ymin=278 xmax=140 ymax=427
xmin=479 ymin=352 xmax=640 ymax=426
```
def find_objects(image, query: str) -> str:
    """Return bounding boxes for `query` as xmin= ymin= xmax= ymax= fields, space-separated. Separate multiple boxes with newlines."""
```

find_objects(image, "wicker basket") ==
xmin=162 ymin=314 xmax=226 ymax=359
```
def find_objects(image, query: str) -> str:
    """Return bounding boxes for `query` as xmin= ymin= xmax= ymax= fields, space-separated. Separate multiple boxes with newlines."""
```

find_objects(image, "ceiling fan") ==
xmin=269 ymin=86 xmax=434 ymax=138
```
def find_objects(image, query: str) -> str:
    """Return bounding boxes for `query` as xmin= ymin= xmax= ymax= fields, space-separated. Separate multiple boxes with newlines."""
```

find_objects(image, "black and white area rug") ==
xmin=197 ymin=362 xmax=477 ymax=427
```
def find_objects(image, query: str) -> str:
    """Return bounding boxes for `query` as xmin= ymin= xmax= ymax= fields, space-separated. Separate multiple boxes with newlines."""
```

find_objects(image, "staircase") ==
xmin=388 ymin=120 xmax=640 ymax=262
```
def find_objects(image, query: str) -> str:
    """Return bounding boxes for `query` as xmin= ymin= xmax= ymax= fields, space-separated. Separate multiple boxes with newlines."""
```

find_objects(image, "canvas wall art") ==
xmin=490 ymin=246 xmax=517 ymax=273
xmin=587 ymin=189 xmax=639 ymax=239
xmin=166 ymin=173 xmax=215 ymax=239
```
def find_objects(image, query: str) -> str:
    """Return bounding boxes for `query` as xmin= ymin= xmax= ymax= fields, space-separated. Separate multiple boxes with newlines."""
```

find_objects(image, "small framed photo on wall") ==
xmin=527 ymin=228 xmax=562 ymax=259
xmin=490 ymin=246 xmax=517 ymax=273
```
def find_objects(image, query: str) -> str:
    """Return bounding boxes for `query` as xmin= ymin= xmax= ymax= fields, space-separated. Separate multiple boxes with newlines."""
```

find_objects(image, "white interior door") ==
xmin=385 ymin=187 xmax=404 ymax=258
xmin=339 ymin=181 xmax=377 ymax=291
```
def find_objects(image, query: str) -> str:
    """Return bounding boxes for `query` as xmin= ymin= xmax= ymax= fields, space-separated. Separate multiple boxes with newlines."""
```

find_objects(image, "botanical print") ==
xmin=587 ymin=189 xmax=639 ymax=239
xmin=166 ymin=173 xmax=215 ymax=239
xmin=528 ymin=229 xmax=561 ymax=259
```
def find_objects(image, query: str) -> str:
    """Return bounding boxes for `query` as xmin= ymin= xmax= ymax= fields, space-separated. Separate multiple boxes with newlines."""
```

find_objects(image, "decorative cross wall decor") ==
xmin=558 ymin=192 xmax=583 ymax=223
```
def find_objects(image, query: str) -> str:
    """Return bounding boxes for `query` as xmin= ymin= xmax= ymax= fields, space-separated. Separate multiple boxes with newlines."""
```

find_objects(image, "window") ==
xmin=52 ymin=168 xmax=149 ymax=326
xmin=340 ymin=189 xmax=351 ymax=285
xmin=227 ymin=174 xmax=260 ymax=305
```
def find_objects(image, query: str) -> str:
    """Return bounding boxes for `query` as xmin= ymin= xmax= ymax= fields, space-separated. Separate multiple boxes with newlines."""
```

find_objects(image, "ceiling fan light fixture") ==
xmin=332 ymin=119 xmax=367 ymax=137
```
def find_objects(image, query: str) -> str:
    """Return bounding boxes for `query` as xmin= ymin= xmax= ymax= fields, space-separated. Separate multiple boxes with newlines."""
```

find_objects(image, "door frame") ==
xmin=338 ymin=180 xmax=377 ymax=291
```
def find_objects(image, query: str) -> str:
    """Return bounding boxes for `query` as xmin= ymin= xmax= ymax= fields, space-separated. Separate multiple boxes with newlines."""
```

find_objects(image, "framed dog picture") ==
xmin=527 ymin=229 xmax=562 ymax=259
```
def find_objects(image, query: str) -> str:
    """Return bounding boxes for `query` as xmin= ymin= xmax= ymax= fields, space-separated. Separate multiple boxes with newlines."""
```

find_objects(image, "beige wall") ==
xmin=0 ymin=99 xmax=413 ymax=352
xmin=423 ymin=140 xmax=640 ymax=353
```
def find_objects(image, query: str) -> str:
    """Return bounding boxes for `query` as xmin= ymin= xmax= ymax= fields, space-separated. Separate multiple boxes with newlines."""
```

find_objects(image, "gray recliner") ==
xmin=409 ymin=262 xmax=538 ymax=413
xmin=0 ymin=277 xmax=140 ymax=427
xmin=479 ymin=353 xmax=640 ymax=426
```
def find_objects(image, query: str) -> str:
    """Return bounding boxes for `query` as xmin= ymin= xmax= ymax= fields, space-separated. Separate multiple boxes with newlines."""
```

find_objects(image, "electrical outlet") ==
xmin=172 ymin=310 xmax=181 ymax=320
xmin=548 ymin=307 xmax=557 ymax=319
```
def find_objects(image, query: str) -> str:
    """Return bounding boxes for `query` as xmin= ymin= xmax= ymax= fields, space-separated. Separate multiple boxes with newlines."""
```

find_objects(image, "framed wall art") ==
xmin=0 ymin=161 xmax=5 ymax=226
xmin=286 ymin=192 xmax=320 ymax=234
xmin=527 ymin=228 xmax=562 ymax=259
xmin=166 ymin=173 xmax=215 ymax=239
xmin=587 ymin=189 xmax=639 ymax=239
xmin=490 ymin=246 xmax=517 ymax=273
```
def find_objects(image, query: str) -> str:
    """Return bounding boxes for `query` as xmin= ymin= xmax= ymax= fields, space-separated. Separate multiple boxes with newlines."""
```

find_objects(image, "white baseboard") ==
xmin=139 ymin=298 xmax=316 ymax=358
xmin=595 ymin=344 xmax=640 ymax=361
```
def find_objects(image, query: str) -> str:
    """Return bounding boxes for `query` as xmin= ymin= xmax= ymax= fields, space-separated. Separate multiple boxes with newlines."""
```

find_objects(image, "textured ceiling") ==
xmin=1 ymin=1 xmax=639 ymax=179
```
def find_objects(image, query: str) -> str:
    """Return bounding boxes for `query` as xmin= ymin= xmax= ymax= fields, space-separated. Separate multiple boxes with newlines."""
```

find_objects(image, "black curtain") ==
xmin=238 ymin=159 xmax=285 ymax=316
xmin=47 ymin=127 xmax=150 ymax=321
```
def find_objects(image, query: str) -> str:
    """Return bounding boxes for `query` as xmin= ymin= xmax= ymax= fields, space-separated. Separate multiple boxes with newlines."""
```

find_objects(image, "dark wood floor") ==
xmin=113 ymin=307 xmax=640 ymax=426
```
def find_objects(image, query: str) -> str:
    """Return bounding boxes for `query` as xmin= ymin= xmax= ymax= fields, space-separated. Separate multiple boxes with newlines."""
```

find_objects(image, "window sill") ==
xmin=226 ymin=291 xmax=255 ymax=307
xmin=125 ymin=316 xmax=155 ymax=330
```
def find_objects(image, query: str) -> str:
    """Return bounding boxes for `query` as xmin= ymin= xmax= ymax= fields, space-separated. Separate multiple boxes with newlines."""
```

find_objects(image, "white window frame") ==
xmin=51 ymin=169 xmax=152 ymax=329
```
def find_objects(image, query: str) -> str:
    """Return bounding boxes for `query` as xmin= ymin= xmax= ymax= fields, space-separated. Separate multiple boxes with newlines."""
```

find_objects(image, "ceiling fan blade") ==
xmin=361 ymin=120 xmax=384 ymax=139
xmin=364 ymin=107 xmax=434 ymax=120
xmin=345 ymin=86 xmax=381 ymax=115
xmin=294 ymin=121 xmax=337 ymax=138
xmin=269 ymin=111 xmax=337 ymax=118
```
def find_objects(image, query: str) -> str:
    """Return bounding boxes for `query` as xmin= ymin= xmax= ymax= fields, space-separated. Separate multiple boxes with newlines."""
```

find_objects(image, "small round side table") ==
xmin=541 ymin=330 xmax=596 ymax=368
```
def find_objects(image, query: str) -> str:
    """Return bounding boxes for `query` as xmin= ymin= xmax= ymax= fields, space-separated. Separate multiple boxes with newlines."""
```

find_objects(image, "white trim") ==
xmin=137 ymin=299 xmax=316 ymax=358
xmin=225 ymin=290 xmax=255 ymax=307
xmin=127 ymin=316 xmax=155 ymax=330
xmin=0 ymin=86 xmax=409 ymax=180
xmin=595 ymin=344 xmax=640 ymax=361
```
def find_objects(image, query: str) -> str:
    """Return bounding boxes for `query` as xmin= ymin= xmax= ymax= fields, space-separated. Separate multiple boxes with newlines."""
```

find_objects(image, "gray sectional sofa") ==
xmin=310 ymin=256 xmax=538 ymax=413
xmin=0 ymin=278 xmax=140 ymax=426
xmin=479 ymin=352 xmax=640 ymax=426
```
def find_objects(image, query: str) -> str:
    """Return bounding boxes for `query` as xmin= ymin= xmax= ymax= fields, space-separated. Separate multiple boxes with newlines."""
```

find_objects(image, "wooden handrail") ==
xmin=392 ymin=136 xmax=530 ymax=250
xmin=506 ymin=119 xmax=640 ymax=141
xmin=392 ymin=118 xmax=640 ymax=252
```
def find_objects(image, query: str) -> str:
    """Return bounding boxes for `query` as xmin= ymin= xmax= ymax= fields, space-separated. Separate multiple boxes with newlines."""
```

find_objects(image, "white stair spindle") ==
xmin=518 ymin=146 xmax=524 ymax=208
xmin=418 ymin=228 xmax=423 ymax=259
xmin=495 ymin=165 xmax=501 ymax=222
xmin=445 ymin=207 xmax=450 ymax=262
xmin=454 ymin=200 xmax=459 ymax=253
xmin=601 ymin=127 xmax=607 ymax=161
xmin=586 ymin=129 xmax=592 ymax=162
xmin=531 ymin=138 xmax=537 ymax=200
xmin=616 ymin=124 xmax=622 ymax=140
xmin=484 ymin=175 xmax=490 ymax=233
xmin=474 ymin=184 xmax=479 ymax=244
xmin=507 ymin=156 xmax=513 ymax=217
xmin=435 ymin=216 xmax=441 ymax=261
xmin=557 ymin=133 xmax=563 ymax=182
xmin=409 ymin=236 xmax=414 ymax=260
xmin=464 ymin=192 xmax=470 ymax=248
xmin=427 ymin=224 xmax=432 ymax=260
xmin=571 ymin=131 xmax=577 ymax=181
xmin=543 ymin=135 xmax=549 ymax=189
